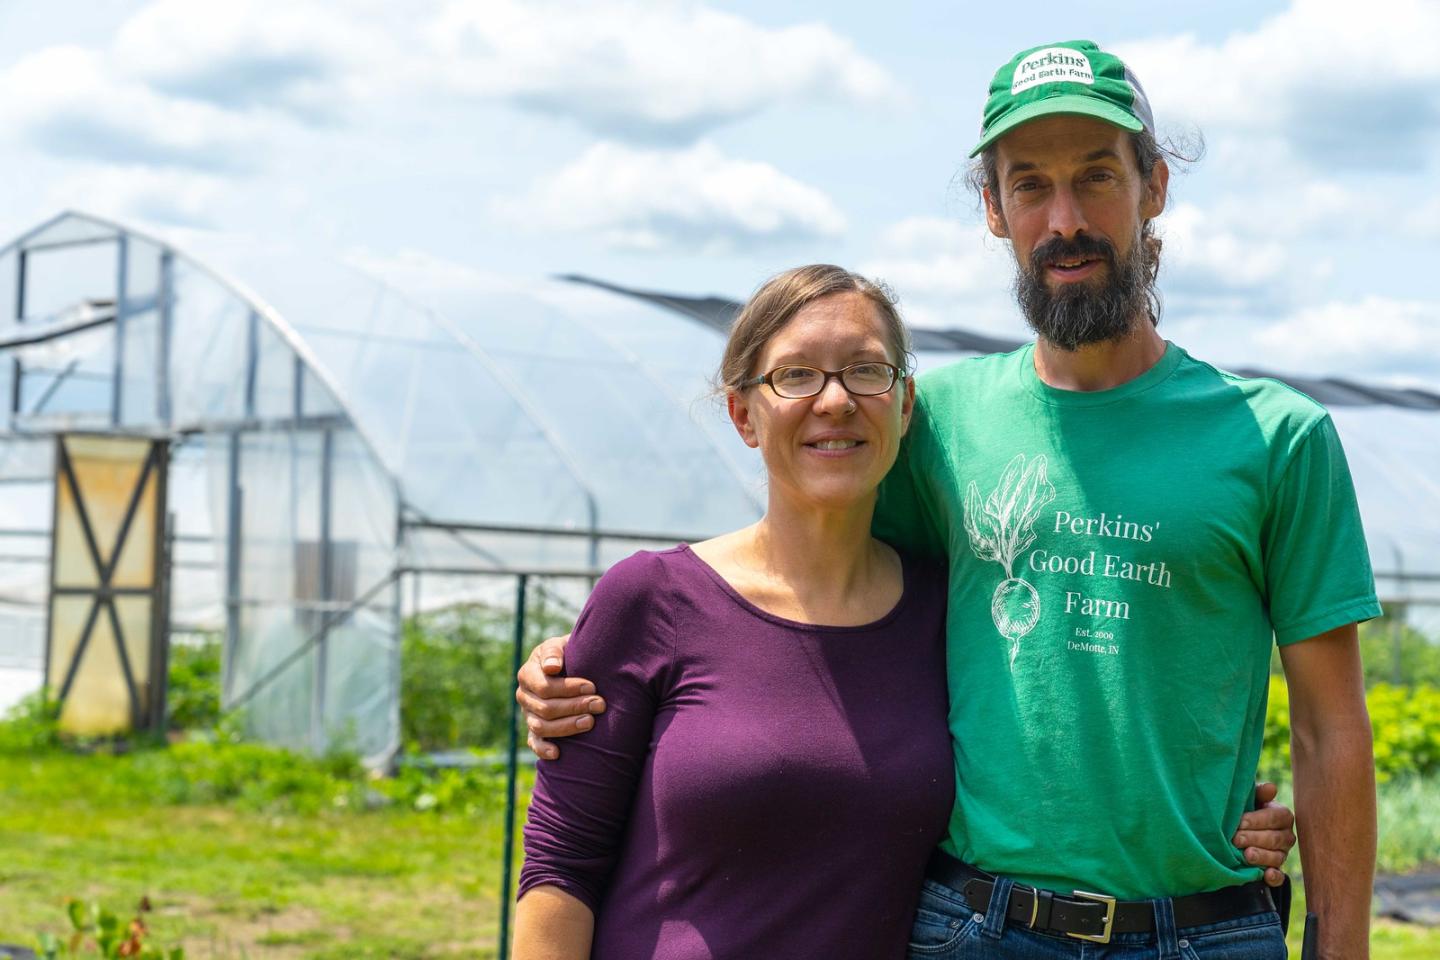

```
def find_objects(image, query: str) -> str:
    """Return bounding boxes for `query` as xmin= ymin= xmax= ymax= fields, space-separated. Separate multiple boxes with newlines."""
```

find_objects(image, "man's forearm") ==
xmin=1291 ymin=718 xmax=1376 ymax=960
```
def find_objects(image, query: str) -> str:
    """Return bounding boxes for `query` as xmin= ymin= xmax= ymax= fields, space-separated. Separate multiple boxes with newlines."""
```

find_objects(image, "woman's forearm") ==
xmin=513 ymin=885 xmax=595 ymax=960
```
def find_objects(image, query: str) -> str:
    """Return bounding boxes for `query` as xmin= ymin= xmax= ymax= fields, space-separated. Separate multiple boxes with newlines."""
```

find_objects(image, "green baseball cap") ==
xmin=969 ymin=40 xmax=1154 ymax=157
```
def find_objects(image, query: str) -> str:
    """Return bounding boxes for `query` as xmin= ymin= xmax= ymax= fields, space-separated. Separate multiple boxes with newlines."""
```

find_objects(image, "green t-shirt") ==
xmin=875 ymin=341 xmax=1381 ymax=898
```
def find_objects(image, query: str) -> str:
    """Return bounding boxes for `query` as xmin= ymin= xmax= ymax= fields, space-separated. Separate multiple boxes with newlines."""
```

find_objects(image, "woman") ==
xmin=514 ymin=265 xmax=954 ymax=957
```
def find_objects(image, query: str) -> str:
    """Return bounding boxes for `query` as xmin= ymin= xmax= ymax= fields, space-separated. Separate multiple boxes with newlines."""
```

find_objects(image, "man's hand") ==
xmin=515 ymin=633 xmax=605 ymax=760
xmin=1233 ymin=781 xmax=1297 ymax=887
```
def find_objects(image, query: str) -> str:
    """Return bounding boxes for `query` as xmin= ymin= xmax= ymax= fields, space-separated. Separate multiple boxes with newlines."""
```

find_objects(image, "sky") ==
xmin=0 ymin=0 xmax=1436 ymax=388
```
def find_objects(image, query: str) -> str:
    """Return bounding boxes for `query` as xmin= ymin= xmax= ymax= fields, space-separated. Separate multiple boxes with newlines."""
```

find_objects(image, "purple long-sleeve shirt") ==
xmin=519 ymin=545 xmax=953 ymax=959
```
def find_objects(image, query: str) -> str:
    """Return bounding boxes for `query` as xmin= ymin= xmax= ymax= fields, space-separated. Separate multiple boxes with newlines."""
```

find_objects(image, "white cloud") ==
xmin=1205 ymin=174 xmax=1369 ymax=239
xmin=1159 ymin=202 xmax=1292 ymax=298
xmin=1251 ymin=297 xmax=1440 ymax=379
xmin=858 ymin=216 xmax=1023 ymax=334
xmin=426 ymin=0 xmax=904 ymax=142
xmin=1404 ymin=194 xmax=1440 ymax=241
xmin=111 ymin=0 xmax=392 ymax=121
xmin=861 ymin=217 xmax=1008 ymax=298
xmin=0 ymin=45 xmax=266 ymax=170
xmin=499 ymin=141 xmax=846 ymax=252
xmin=1119 ymin=0 xmax=1440 ymax=171
xmin=45 ymin=166 xmax=229 ymax=228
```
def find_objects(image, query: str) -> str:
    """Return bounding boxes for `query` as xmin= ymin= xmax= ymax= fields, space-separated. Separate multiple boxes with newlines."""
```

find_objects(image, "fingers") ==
xmin=1239 ymin=843 xmax=1289 ymax=871
xmin=515 ymin=671 xmax=598 ymax=711
xmin=1263 ymin=867 xmax=1286 ymax=888
xmin=515 ymin=682 xmax=605 ymax=722
xmin=516 ymin=637 xmax=575 ymax=694
xmin=1238 ymin=801 xmax=1296 ymax=834
xmin=1232 ymin=827 xmax=1296 ymax=853
xmin=522 ymin=697 xmax=602 ymax=760
xmin=526 ymin=706 xmax=601 ymax=742
xmin=1253 ymin=780 xmax=1279 ymax=806
xmin=528 ymin=729 xmax=559 ymax=761
xmin=534 ymin=635 xmax=571 ymax=676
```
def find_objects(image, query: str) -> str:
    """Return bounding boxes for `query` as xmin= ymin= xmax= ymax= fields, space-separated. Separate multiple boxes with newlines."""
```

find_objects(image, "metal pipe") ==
xmin=11 ymin=249 xmax=26 ymax=427
xmin=400 ymin=515 xmax=712 ymax=545
xmin=314 ymin=428 xmax=334 ymax=754
xmin=244 ymin=311 xmax=258 ymax=419
xmin=157 ymin=251 xmax=173 ymax=425
xmin=223 ymin=432 xmax=243 ymax=703
xmin=112 ymin=235 xmax=128 ymax=427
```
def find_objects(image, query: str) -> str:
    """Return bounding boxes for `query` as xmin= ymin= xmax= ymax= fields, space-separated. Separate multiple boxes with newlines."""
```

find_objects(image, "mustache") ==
xmin=1028 ymin=234 xmax=1118 ymax=272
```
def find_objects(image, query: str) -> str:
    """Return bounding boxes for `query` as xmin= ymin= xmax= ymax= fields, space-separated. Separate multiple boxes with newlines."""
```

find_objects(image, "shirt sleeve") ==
xmin=518 ymin=551 xmax=677 ymax=911
xmin=873 ymin=393 xmax=948 ymax=560
xmin=1262 ymin=415 xmax=1383 ymax=646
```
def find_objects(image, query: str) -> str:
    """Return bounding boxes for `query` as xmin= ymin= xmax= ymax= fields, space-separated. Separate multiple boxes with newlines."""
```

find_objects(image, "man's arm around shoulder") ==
xmin=1278 ymin=623 xmax=1375 ymax=960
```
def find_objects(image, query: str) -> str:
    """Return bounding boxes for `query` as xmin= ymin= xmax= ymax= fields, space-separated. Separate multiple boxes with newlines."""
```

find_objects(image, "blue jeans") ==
xmin=907 ymin=874 xmax=1288 ymax=959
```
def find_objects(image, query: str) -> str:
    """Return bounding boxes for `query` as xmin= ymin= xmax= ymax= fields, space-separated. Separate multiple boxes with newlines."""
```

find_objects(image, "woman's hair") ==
xmin=715 ymin=264 xmax=913 ymax=393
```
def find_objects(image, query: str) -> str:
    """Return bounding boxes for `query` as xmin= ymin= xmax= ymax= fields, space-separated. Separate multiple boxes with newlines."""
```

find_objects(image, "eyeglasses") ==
xmin=741 ymin=361 xmax=906 ymax=400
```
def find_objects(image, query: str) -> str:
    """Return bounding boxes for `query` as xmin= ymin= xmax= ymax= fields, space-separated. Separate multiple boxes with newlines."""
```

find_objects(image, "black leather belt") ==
xmin=925 ymin=851 xmax=1276 ymax=945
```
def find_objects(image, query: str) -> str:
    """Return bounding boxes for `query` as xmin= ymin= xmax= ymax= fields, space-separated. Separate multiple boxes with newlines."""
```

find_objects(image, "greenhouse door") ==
xmin=44 ymin=434 xmax=169 ymax=736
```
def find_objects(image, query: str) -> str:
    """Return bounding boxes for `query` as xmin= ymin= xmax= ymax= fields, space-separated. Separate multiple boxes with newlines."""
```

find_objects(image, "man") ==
xmin=518 ymin=40 xmax=1375 ymax=958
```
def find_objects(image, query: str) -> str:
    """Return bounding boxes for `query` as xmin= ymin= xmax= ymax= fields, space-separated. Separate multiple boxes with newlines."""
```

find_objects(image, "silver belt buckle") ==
xmin=1066 ymin=889 xmax=1117 ymax=944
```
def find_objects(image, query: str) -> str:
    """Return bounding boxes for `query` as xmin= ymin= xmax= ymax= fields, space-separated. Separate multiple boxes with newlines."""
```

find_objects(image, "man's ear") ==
xmin=1141 ymin=156 xmax=1169 ymax=220
xmin=727 ymin=390 xmax=761 ymax=449
xmin=983 ymin=186 xmax=1009 ymax=239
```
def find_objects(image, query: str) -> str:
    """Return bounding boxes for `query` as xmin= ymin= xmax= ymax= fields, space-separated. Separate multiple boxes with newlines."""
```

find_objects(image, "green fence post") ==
xmin=499 ymin=573 xmax=528 ymax=959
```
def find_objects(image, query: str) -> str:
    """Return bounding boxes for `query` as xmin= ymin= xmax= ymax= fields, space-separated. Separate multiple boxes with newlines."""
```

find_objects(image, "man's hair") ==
xmin=965 ymin=128 xmax=1203 ymax=324
xmin=715 ymin=264 xmax=913 ymax=394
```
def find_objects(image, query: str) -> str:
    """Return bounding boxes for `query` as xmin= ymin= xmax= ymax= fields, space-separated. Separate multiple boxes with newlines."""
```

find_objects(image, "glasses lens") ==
xmin=842 ymin=362 xmax=896 ymax=395
xmin=770 ymin=366 xmax=824 ymax=398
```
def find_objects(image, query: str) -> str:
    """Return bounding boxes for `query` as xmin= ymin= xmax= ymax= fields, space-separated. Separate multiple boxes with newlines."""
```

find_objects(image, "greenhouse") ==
xmin=0 ymin=211 xmax=770 ymax=767
xmin=0 ymin=210 xmax=1438 ymax=770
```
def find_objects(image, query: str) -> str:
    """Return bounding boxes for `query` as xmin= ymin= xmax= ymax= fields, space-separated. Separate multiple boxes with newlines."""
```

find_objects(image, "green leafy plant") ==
xmin=380 ymin=756 xmax=534 ymax=816
xmin=35 ymin=897 xmax=182 ymax=959
xmin=401 ymin=597 xmax=576 ymax=751
xmin=1262 ymin=676 xmax=1440 ymax=783
xmin=0 ymin=689 xmax=61 ymax=753
xmin=1270 ymin=618 xmax=1440 ymax=688
xmin=1359 ymin=618 xmax=1440 ymax=688
xmin=165 ymin=636 xmax=222 ymax=732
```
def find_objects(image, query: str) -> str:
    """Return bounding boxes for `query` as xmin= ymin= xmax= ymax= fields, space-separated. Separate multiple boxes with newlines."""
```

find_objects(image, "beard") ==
xmin=1014 ymin=233 xmax=1152 ymax=351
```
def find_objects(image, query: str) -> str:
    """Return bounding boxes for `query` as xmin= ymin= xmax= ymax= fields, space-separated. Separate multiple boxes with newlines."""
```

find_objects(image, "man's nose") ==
xmin=1047 ymin=184 xmax=1088 ymax=238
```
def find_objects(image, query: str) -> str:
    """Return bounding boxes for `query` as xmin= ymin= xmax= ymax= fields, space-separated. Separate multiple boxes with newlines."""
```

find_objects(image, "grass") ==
xmin=1 ymin=746 xmax=1438 ymax=957
xmin=1377 ymin=776 xmax=1440 ymax=873
xmin=0 ymin=749 xmax=534 ymax=958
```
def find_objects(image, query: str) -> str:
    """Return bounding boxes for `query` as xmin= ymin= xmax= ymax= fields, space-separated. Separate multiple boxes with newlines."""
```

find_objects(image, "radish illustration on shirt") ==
xmin=963 ymin=453 xmax=1056 ymax=668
